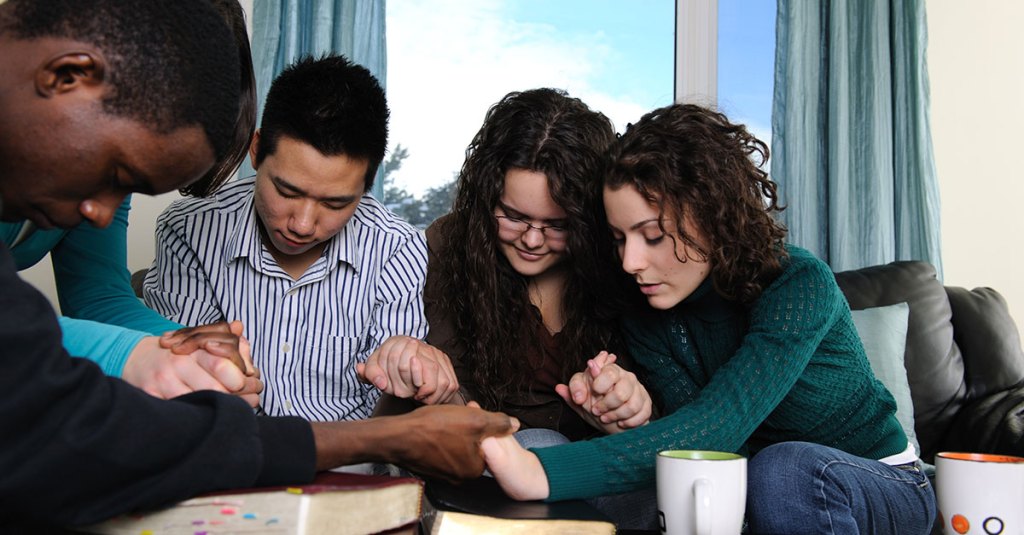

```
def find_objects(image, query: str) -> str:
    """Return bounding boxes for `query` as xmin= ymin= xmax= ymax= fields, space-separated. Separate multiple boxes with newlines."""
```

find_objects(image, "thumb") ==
xmin=555 ymin=383 xmax=574 ymax=405
xmin=228 ymin=320 xmax=245 ymax=337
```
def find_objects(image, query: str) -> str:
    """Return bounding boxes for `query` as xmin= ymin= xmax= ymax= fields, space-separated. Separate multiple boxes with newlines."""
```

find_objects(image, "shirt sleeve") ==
xmin=533 ymin=258 xmax=846 ymax=500
xmin=0 ymin=243 xmax=315 ymax=527
xmin=364 ymin=229 xmax=429 ymax=360
xmin=142 ymin=205 xmax=225 ymax=326
xmin=50 ymin=196 xmax=183 ymax=335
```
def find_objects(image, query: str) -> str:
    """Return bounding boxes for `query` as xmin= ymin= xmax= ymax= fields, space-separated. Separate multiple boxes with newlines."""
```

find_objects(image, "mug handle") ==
xmin=694 ymin=478 xmax=712 ymax=535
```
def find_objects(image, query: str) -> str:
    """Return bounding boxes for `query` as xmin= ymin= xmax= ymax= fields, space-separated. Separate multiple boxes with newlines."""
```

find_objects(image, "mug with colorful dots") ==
xmin=935 ymin=452 xmax=1024 ymax=535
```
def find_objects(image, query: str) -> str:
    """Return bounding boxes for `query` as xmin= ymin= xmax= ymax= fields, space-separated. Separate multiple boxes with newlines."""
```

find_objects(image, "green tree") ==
xmin=382 ymin=144 xmax=456 ymax=228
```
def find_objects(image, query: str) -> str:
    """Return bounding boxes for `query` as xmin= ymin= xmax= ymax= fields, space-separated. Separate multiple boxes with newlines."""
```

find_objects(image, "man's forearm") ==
xmin=311 ymin=405 xmax=519 ymax=480
xmin=311 ymin=416 xmax=404 ymax=471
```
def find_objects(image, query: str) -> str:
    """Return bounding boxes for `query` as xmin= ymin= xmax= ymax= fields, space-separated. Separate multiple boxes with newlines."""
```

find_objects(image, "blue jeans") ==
xmin=747 ymin=442 xmax=936 ymax=535
xmin=513 ymin=427 xmax=572 ymax=448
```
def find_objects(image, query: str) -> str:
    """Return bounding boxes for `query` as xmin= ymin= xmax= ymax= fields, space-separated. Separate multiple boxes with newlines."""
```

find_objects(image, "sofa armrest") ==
xmin=942 ymin=384 xmax=1024 ymax=457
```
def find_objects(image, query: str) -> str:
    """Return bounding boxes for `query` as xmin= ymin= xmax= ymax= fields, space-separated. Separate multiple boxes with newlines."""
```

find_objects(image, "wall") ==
xmin=927 ymin=1 xmax=1023 ymax=325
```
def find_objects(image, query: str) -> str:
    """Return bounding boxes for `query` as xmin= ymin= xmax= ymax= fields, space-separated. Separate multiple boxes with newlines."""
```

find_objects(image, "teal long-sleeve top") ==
xmin=0 ymin=197 xmax=182 ymax=376
xmin=533 ymin=245 xmax=907 ymax=500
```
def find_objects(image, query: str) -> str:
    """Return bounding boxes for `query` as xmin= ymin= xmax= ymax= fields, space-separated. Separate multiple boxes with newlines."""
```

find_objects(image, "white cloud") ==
xmin=385 ymin=0 xmax=657 ymax=196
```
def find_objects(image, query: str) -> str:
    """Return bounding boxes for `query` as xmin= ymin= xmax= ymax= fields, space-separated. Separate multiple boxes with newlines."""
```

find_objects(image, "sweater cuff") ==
xmin=533 ymin=440 xmax=608 ymax=501
xmin=58 ymin=316 xmax=146 ymax=377
xmin=252 ymin=415 xmax=317 ymax=487
xmin=100 ymin=330 xmax=144 ymax=377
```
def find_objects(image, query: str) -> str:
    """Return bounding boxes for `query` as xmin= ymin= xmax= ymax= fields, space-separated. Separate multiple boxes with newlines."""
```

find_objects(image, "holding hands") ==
xmin=122 ymin=320 xmax=263 ymax=407
xmin=356 ymin=335 xmax=460 ymax=405
xmin=556 ymin=351 xmax=652 ymax=434
xmin=481 ymin=352 xmax=652 ymax=501
xmin=312 ymin=401 xmax=520 ymax=482
xmin=480 ymin=433 xmax=549 ymax=500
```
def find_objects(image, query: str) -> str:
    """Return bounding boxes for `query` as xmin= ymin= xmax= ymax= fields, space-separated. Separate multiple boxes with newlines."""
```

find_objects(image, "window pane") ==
xmin=384 ymin=0 xmax=674 ymax=227
xmin=718 ymin=0 xmax=776 ymax=147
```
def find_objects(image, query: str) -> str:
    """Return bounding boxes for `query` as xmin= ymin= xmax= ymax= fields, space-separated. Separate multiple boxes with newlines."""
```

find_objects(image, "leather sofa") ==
xmin=834 ymin=261 xmax=1024 ymax=465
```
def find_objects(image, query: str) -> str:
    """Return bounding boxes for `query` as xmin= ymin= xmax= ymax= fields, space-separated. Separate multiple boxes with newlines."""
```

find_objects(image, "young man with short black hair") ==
xmin=145 ymin=54 xmax=458 ymax=421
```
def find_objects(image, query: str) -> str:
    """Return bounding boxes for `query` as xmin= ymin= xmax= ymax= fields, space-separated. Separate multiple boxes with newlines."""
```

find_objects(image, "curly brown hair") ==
xmin=433 ymin=88 xmax=624 ymax=410
xmin=607 ymin=104 xmax=788 ymax=304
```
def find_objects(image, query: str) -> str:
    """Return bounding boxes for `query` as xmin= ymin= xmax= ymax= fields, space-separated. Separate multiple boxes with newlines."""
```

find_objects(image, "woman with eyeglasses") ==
xmin=406 ymin=89 xmax=658 ymax=527
xmin=415 ymin=88 xmax=652 ymax=447
xmin=479 ymin=104 xmax=936 ymax=534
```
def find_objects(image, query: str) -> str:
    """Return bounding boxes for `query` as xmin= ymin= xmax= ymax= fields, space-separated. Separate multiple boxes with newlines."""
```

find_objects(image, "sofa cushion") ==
xmin=851 ymin=303 xmax=921 ymax=456
xmin=945 ymin=286 xmax=1024 ymax=399
xmin=834 ymin=261 xmax=966 ymax=462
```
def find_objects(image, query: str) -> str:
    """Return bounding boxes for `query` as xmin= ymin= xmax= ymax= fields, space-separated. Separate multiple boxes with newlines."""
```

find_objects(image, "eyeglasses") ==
xmin=495 ymin=206 xmax=568 ymax=242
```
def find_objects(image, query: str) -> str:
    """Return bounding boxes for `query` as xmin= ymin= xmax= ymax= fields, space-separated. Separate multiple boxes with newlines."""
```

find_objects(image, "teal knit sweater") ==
xmin=533 ymin=245 xmax=906 ymax=500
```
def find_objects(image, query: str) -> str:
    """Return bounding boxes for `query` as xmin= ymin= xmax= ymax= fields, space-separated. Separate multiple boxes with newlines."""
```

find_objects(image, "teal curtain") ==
xmin=248 ymin=0 xmax=387 ymax=199
xmin=771 ymin=0 xmax=942 ymax=276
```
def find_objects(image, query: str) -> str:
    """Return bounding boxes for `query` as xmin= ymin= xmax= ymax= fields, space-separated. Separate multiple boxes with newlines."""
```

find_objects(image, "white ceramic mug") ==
xmin=656 ymin=450 xmax=746 ymax=535
xmin=935 ymin=452 xmax=1024 ymax=535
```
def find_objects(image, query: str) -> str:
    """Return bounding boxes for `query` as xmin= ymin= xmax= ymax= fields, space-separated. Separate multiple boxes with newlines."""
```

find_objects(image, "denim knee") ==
xmin=746 ymin=442 xmax=936 ymax=535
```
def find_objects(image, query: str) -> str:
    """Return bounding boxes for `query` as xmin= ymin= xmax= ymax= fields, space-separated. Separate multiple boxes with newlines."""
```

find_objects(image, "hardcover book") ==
xmin=81 ymin=471 xmax=423 ymax=535
xmin=422 ymin=475 xmax=615 ymax=534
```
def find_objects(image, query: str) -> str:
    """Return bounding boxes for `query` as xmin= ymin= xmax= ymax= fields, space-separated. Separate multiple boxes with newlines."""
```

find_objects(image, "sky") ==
xmin=718 ymin=0 xmax=776 ymax=144
xmin=385 ymin=0 xmax=775 ymax=196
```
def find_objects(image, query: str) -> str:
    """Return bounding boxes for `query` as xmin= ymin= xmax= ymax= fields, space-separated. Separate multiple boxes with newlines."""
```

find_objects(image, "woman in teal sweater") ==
xmin=482 ymin=104 xmax=936 ymax=533
xmin=0 ymin=0 xmax=260 ymax=403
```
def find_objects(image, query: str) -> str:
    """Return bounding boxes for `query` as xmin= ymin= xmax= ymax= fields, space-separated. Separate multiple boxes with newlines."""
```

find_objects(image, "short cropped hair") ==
xmin=3 ymin=0 xmax=241 ymax=165
xmin=255 ymin=55 xmax=389 ymax=192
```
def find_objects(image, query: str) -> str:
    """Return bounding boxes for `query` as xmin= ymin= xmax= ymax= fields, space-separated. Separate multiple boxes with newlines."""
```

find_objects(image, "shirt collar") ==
xmin=321 ymin=203 xmax=361 ymax=274
xmin=223 ymin=188 xmax=363 ymax=276
xmin=224 ymin=192 xmax=261 ymax=265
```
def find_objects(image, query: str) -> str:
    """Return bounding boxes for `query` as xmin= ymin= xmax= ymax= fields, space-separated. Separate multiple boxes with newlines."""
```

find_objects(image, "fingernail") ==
xmin=374 ymin=377 xmax=386 ymax=389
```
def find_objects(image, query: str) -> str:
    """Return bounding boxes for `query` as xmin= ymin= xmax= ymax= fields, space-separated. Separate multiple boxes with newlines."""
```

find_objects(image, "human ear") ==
xmin=248 ymin=130 xmax=261 ymax=170
xmin=35 ymin=51 xmax=106 ymax=97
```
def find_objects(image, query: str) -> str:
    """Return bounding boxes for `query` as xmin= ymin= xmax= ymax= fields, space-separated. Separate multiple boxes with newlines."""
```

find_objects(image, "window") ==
xmin=383 ymin=0 xmax=675 ymax=227
xmin=717 ymin=0 xmax=776 ymax=147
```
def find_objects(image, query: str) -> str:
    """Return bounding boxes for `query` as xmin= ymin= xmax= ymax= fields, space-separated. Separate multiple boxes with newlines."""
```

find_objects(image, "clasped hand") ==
xmin=122 ymin=320 xmax=263 ymax=407
xmin=356 ymin=335 xmax=460 ymax=405
xmin=556 ymin=351 xmax=652 ymax=433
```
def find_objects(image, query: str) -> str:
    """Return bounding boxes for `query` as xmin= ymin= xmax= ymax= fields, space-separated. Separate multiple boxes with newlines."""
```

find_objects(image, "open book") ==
xmin=422 ymin=476 xmax=615 ymax=535
xmin=82 ymin=471 xmax=423 ymax=535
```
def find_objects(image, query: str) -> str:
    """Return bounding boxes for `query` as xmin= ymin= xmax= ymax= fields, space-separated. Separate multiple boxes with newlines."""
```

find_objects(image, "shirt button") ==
xmin=285 ymin=400 xmax=293 ymax=411
xmin=282 ymin=342 xmax=290 ymax=353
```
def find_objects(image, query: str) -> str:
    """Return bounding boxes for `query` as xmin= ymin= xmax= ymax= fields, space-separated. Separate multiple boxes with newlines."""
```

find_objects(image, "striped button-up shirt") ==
xmin=143 ymin=177 xmax=428 ymax=422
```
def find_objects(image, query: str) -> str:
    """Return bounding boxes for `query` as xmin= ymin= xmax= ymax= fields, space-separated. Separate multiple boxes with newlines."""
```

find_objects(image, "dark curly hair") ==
xmin=433 ymin=88 xmax=623 ymax=410
xmin=180 ymin=0 xmax=257 ymax=198
xmin=607 ymin=104 xmax=788 ymax=304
